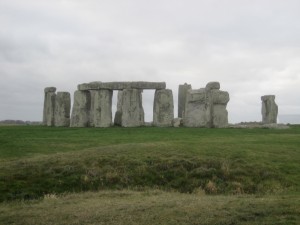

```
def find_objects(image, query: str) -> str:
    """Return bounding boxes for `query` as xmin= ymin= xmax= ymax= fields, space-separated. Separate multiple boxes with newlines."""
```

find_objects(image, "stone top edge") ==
xmin=77 ymin=81 xmax=166 ymax=90
xmin=44 ymin=87 xmax=56 ymax=93
xmin=261 ymin=95 xmax=275 ymax=100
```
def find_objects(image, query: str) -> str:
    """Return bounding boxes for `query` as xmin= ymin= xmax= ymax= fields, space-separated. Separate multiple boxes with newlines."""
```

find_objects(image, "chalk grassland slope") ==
xmin=1 ymin=190 xmax=299 ymax=225
xmin=0 ymin=126 xmax=299 ymax=224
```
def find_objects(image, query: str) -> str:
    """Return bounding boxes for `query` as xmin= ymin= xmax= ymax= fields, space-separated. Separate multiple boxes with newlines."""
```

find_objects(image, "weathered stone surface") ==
xmin=44 ymin=92 xmax=56 ymax=126
xmin=261 ymin=95 xmax=278 ymax=124
xmin=183 ymin=89 xmax=211 ymax=127
xmin=114 ymin=91 xmax=123 ymax=126
xmin=172 ymin=118 xmax=182 ymax=127
xmin=89 ymin=91 xmax=97 ymax=127
xmin=93 ymin=89 xmax=113 ymax=127
xmin=54 ymin=92 xmax=71 ymax=127
xmin=78 ymin=81 xmax=166 ymax=91
xmin=44 ymin=87 xmax=56 ymax=93
xmin=119 ymin=89 xmax=144 ymax=127
xmin=183 ymin=82 xmax=229 ymax=128
xmin=211 ymin=90 xmax=230 ymax=128
xmin=178 ymin=83 xmax=192 ymax=118
xmin=43 ymin=87 xmax=56 ymax=125
xmin=70 ymin=90 xmax=91 ymax=127
xmin=206 ymin=82 xmax=220 ymax=90
xmin=153 ymin=89 xmax=174 ymax=127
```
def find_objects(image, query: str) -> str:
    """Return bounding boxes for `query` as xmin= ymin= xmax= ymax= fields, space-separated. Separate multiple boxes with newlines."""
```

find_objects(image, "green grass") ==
xmin=0 ymin=190 xmax=299 ymax=225
xmin=0 ymin=125 xmax=299 ymax=224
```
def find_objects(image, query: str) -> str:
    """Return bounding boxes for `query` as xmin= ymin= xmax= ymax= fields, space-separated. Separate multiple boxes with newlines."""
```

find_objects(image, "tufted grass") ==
xmin=0 ymin=125 xmax=299 ymax=224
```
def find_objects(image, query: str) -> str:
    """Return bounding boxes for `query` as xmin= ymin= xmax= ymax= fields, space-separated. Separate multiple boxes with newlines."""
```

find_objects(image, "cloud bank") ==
xmin=0 ymin=0 xmax=299 ymax=123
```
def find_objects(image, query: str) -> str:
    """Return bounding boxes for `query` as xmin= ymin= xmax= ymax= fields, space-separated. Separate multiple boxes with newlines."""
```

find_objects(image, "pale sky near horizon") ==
xmin=1 ymin=0 xmax=300 ymax=123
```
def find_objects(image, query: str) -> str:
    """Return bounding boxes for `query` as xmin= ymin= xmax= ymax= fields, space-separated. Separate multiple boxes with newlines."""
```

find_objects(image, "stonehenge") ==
xmin=178 ymin=83 xmax=191 ymax=118
xmin=153 ymin=89 xmax=174 ymax=127
xmin=182 ymin=82 xmax=230 ymax=128
xmin=261 ymin=95 xmax=278 ymax=124
xmin=54 ymin=92 xmax=71 ymax=127
xmin=43 ymin=87 xmax=56 ymax=126
xmin=43 ymin=87 xmax=71 ymax=127
xmin=42 ymin=81 xmax=279 ymax=128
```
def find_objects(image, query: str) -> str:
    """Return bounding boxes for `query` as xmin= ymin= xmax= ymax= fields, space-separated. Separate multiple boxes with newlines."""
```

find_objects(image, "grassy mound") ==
xmin=0 ymin=126 xmax=299 ymax=201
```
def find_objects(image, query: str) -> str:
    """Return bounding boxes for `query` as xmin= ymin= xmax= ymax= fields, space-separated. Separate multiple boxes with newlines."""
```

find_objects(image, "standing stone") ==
xmin=43 ymin=87 xmax=56 ymax=126
xmin=183 ymin=88 xmax=211 ymax=127
xmin=172 ymin=118 xmax=182 ymax=127
xmin=54 ymin=92 xmax=71 ymax=127
xmin=178 ymin=83 xmax=192 ymax=118
xmin=89 ymin=90 xmax=97 ymax=127
xmin=93 ymin=90 xmax=113 ymax=127
xmin=120 ymin=89 xmax=144 ymax=127
xmin=114 ymin=91 xmax=123 ymax=126
xmin=70 ymin=90 xmax=91 ymax=127
xmin=183 ymin=82 xmax=229 ymax=128
xmin=261 ymin=95 xmax=278 ymax=124
xmin=153 ymin=89 xmax=174 ymax=127
xmin=211 ymin=90 xmax=230 ymax=128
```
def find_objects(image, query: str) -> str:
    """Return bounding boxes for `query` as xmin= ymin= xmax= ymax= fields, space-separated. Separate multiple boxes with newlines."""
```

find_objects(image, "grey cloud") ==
xmin=0 ymin=0 xmax=299 ymax=123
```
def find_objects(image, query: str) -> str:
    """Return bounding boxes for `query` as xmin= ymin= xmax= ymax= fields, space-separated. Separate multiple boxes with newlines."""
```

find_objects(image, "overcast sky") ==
xmin=1 ymin=0 xmax=300 ymax=123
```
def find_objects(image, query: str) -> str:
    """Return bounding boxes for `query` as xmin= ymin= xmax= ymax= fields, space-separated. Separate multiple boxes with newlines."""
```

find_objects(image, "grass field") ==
xmin=0 ymin=125 xmax=299 ymax=224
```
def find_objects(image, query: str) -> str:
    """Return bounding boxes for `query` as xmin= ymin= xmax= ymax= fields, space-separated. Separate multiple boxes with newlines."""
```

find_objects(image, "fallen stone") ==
xmin=153 ymin=89 xmax=174 ymax=127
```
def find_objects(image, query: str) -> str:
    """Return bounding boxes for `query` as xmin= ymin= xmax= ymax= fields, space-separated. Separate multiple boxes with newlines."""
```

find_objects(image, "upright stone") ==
xmin=183 ymin=88 xmax=211 ymax=127
xmin=70 ymin=90 xmax=91 ymax=127
xmin=261 ymin=95 xmax=278 ymax=124
xmin=153 ymin=89 xmax=174 ymax=127
xmin=93 ymin=90 xmax=113 ymax=127
xmin=89 ymin=90 xmax=97 ymax=127
xmin=178 ymin=83 xmax=192 ymax=118
xmin=183 ymin=82 xmax=229 ymax=128
xmin=43 ymin=87 xmax=56 ymax=126
xmin=54 ymin=92 xmax=71 ymax=127
xmin=120 ymin=89 xmax=144 ymax=127
xmin=211 ymin=90 xmax=230 ymax=128
xmin=114 ymin=91 xmax=123 ymax=126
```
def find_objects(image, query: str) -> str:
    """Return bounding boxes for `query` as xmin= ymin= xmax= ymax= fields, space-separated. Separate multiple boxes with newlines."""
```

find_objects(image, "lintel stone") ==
xmin=77 ymin=81 xmax=166 ymax=91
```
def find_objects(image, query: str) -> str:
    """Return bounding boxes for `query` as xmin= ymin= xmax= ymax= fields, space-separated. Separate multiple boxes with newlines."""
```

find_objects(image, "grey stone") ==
xmin=43 ymin=87 xmax=56 ymax=125
xmin=119 ymin=89 xmax=144 ymax=127
xmin=178 ymin=83 xmax=192 ymax=118
xmin=44 ymin=92 xmax=56 ymax=126
xmin=78 ymin=81 xmax=166 ymax=91
xmin=153 ymin=89 xmax=174 ymax=127
xmin=44 ymin=87 xmax=56 ymax=93
xmin=183 ymin=89 xmax=211 ymax=127
xmin=93 ymin=89 xmax=113 ymax=127
xmin=206 ymin=82 xmax=220 ymax=90
xmin=70 ymin=90 xmax=91 ymax=127
xmin=89 ymin=90 xmax=97 ymax=127
xmin=54 ymin=92 xmax=71 ymax=127
xmin=183 ymin=82 xmax=229 ymax=128
xmin=261 ymin=95 xmax=278 ymax=124
xmin=211 ymin=90 xmax=230 ymax=128
xmin=172 ymin=118 xmax=182 ymax=127
xmin=114 ymin=91 xmax=123 ymax=126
